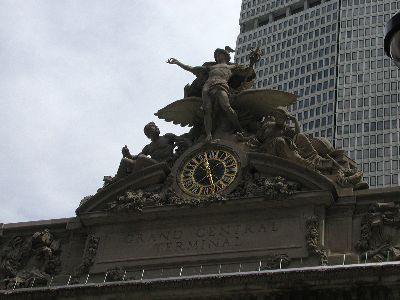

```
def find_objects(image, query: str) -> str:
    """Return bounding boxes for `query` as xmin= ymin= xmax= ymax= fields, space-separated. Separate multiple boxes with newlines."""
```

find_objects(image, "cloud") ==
xmin=0 ymin=0 xmax=242 ymax=223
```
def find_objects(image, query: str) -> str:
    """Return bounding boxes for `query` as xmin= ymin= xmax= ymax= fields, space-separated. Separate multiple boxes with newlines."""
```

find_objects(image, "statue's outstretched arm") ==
xmin=167 ymin=58 xmax=203 ymax=75
xmin=249 ymin=47 xmax=261 ymax=67
xmin=232 ymin=64 xmax=255 ymax=77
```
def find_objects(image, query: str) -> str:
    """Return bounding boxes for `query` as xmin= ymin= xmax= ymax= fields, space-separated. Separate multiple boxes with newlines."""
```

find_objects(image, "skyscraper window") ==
xmin=236 ymin=0 xmax=400 ymax=187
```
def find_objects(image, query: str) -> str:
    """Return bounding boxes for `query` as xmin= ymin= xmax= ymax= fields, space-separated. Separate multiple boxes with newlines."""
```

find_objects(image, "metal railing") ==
xmin=2 ymin=254 xmax=397 ymax=292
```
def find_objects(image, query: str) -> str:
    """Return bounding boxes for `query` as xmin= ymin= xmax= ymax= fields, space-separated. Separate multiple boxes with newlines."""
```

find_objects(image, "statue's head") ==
xmin=144 ymin=122 xmax=160 ymax=139
xmin=271 ymin=107 xmax=290 ymax=125
xmin=214 ymin=48 xmax=231 ymax=63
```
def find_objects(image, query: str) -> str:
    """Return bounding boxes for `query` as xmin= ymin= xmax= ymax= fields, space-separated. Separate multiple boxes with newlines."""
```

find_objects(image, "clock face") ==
xmin=178 ymin=148 xmax=239 ymax=197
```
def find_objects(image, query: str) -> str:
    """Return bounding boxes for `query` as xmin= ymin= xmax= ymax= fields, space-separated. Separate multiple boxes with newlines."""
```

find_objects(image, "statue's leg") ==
xmin=216 ymin=90 xmax=243 ymax=133
xmin=275 ymin=138 xmax=314 ymax=167
xmin=115 ymin=158 xmax=136 ymax=179
xmin=133 ymin=154 xmax=157 ymax=171
xmin=202 ymin=92 xmax=213 ymax=141
xmin=184 ymin=84 xmax=190 ymax=98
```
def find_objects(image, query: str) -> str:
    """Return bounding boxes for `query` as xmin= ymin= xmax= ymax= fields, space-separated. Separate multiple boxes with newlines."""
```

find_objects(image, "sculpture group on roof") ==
xmin=101 ymin=45 xmax=367 ymax=191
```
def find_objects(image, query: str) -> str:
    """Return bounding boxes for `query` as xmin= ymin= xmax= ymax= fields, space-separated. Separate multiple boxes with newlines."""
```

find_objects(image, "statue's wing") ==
xmin=233 ymin=89 xmax=297 ymax=118
xmin=155 ymin=97 xmax=203 ymax=127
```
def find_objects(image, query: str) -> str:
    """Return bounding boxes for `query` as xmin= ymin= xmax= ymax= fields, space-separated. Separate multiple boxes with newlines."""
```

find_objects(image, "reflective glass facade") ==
xmin=235 ymin=0 xmax=400 ymax=188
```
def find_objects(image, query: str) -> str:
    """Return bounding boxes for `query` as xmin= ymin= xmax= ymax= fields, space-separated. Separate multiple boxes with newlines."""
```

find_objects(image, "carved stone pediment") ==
xmin=248 ymin=153 xmax=338 ymax=195
xmin=38 ymin=144 xmax=340 ymax=276
xmin=77 ymin=149 xmax=339 ymax=218
xmin=76 ymin=162 xmax=170 ymax=215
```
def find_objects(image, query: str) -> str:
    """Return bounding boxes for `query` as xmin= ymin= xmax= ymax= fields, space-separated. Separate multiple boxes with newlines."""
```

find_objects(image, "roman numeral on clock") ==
xmin=179 ymin=148 xmax=239 ymax=196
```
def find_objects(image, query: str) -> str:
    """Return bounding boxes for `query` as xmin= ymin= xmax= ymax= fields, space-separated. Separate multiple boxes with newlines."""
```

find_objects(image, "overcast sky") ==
xmin=0 ymin=0 xmax=243 ymax=223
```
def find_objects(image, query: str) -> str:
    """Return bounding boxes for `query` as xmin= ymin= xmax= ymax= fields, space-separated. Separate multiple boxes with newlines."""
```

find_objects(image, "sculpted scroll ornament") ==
xmin=0 ymin=229 xmax=61 ymax=289
xmin=169 ymin=193 xmax=228 ymax=207
xmin=106 ymin=188 xmax=227 ymax=213
xmin=231 ymin=173 xmax=301 ymax=200
xmin=104 ymin=173 xmax=301 ymax=213
xmin=306 ymin=216 xmax=328 ymax=266
xmin=108 ymin=190 xmax=164 ymax=212
xmin=71 ymin=234 xmax=100 ymax=284
xmin=264 ymin=176 xmax=301 ymax=200
xmin=104 ymin=172 xmax=301 ymax=213
xmin=356 ymin=202 xmax=400 ymax=262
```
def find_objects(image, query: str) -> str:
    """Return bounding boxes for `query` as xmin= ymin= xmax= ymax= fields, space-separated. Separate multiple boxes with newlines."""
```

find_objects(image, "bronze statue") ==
xmin=253 ymin=108 xmax=311 ymax=167
xmin=101 ymin=43 xmax=367 ymax=192
xmin=115 ymin=122 xmax=184 ymax=180
xmin=167 ymin=48 xmax=238 ymax=140
xmin=114 ymin=145 xmax=137 ymax=180
xmin=141 ymin=122 xmax=178 ymax=162
xmin=167 ymin=47 xmax=258 ymax=141
xmin=160 ymin=48 xmax=297 ymax=142
xmin=279 ymin=108 xmax=330 ymax=169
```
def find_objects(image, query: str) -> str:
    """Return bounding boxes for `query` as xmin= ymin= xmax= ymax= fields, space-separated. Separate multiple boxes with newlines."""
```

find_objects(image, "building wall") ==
xmin=336 ymin=0 xmax=400 ymax=188
xmin=235 ymin=0 xmax=400 ymax=188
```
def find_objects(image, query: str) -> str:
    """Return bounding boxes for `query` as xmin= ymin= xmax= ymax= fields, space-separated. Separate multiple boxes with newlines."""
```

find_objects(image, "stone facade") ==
xmin=2 ymin=42 xmax=400 ymax=299
xmin=1 ymin=155 xmax=400 ymax=299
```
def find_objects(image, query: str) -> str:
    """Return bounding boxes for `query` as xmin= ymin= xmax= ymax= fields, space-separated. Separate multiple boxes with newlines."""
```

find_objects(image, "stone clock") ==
xmin=175 ymin=145 xmax=243 ymax=197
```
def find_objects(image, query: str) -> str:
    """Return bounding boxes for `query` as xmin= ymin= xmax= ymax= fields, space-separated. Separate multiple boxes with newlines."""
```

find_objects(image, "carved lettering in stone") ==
xmin=96 ymin=218 xmax=303 ymax=264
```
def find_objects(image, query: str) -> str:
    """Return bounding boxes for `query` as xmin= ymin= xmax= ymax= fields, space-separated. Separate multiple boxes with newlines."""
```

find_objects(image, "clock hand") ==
xmin=203 ymin=153 xmax=215 ymax=187
xmin=195 ymin=173 xmax=215 ymax=194
xmin=213 ymin=161 xmax=223 ymax=169
xmin=198 ymin=173 xmax=209 ymax=183
xmin=208 ymin=171 xmax=215 ymax=186
xmin=196 ymin=159 xmax=213 ymax=184
xmin=198 ymin=164 xmax=207 ymax=171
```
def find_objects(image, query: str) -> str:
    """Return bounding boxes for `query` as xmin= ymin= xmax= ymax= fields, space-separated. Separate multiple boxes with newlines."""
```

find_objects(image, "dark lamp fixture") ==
xmin=385 ymin=12 xmax=400 ymax=68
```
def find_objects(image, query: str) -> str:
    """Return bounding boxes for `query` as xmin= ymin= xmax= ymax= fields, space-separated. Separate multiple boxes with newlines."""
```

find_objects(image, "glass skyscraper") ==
xmin=235 ymin=0 xmax=400 ymax=188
